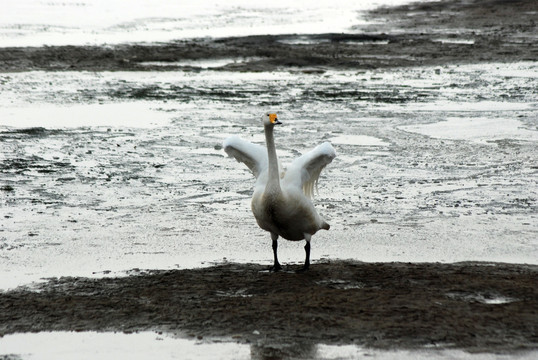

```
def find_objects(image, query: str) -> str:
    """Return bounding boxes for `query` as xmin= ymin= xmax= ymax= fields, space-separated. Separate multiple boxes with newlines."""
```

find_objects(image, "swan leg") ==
xmin=270 ymin=232 xmax=282 ymax=272
xmin=297 ymin=235 xmax=311 ymax=273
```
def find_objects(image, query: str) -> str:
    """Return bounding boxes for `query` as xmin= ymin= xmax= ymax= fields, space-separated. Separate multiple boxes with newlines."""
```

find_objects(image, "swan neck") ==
xmin=264 ymin=124 xmax=281 ymax=191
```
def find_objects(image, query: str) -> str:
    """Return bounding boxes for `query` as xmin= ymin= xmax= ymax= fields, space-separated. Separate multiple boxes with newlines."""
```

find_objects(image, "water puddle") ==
xmin=317 ymin=345 xmax=536 ymax=359
xmin=0 ymin=102 xmax=171 ymax=129
xmin=138 ymin=58 xmax=263 ymax=69
xmin=433 ymin=38 xmax=475 ymax=45
xmin=330 ymin=135 xmax=389 ymax=146
xmin=276 ymin=36 xmax=390 ymax=46
xmin=0 ymin=331 xmax=250 ymax=360
xmin=215 ymin=289 xmax=253 ymax=298
xmin=1 ymin=332 xmax=535 ymax=360
xmin=399 ymin=117 xmax=538 ymax=143
xmin=345 ymin=39 xmax=390 ymax=45
xmin=316 ymin=279 xmax=366 ymax=290
xmin=277 ymin=36 xmax=332 ymax=45
xmin=395 ymin=101 xmax=535 ymax=112
xmin=446 ymin=291 xmax=518 ymax=305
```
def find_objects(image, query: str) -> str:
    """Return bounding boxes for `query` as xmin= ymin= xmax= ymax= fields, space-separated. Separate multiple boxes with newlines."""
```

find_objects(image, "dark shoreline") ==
xmin=1 ymin=261 xmax=537 ymax=355
xmin=0 ymin=0 xmax=536 ymax=73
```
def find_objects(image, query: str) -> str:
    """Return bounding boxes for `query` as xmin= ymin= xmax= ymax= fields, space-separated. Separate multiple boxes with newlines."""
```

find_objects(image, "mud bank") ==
xmin=0 ymin=0 xmax=536 ymax=73
xmin=1 ymin=261 xmax=537 ymax=356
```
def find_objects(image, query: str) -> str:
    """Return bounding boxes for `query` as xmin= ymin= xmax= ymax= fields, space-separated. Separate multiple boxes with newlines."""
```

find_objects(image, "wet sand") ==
xmin=0 ymin=0 xmax=536 ymax=73
xmin=0 ymin=261 xmax=536 ymax=356
xmin=1 ymin=0 xmax=537 ymax=358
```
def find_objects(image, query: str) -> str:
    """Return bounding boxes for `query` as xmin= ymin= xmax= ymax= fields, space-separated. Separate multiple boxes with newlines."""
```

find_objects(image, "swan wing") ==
xmin=283 ymin=142 xmax=336 ymax=198
xmin=223 ymin=136 xmax=268 ymax=178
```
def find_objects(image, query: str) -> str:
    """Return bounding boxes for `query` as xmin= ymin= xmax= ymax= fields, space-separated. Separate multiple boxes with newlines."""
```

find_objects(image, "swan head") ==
xmin=262 ymin=113 xmax=281 ymax=127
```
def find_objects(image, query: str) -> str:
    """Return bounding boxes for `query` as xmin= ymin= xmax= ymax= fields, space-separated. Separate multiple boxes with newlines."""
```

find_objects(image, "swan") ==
xmin=223 ymin=113 xmax=336 ymax=271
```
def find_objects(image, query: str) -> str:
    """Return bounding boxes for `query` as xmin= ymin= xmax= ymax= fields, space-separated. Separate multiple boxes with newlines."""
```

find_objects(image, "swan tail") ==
xmin=322 ymin=221 xmax=330 ymax=231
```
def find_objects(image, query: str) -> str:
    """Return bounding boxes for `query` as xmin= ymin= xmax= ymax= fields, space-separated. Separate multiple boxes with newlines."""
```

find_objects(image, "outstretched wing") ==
xmin=223 ymin=136 xmax=268 ymax=178
xmin=283 ymin=142 xmax=336 ymax=198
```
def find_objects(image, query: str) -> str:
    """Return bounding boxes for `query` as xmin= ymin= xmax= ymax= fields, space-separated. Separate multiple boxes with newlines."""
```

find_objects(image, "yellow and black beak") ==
xmin=269 ymin=113 xmax=282 ymax=125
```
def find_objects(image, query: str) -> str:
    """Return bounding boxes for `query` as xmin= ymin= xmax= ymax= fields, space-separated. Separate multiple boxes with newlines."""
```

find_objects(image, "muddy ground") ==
xmin=1 ymin=261 xmax=537 ymax=357
xmin=1 ymin=0 xmax=537 ymax=358
xmin=0 ymin=0 xmax=536 ymax=73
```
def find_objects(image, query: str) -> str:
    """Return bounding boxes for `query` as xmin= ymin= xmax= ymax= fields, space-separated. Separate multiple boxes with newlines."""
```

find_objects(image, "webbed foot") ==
xmin=269 ymin=263 xmax=282 ymax=272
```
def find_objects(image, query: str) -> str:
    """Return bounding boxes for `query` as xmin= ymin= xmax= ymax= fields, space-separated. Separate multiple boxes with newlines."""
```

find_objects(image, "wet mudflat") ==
xmin=1 ymin=261 xmax=537 ymax=356
xmin=1 ymin=63 xmax=536 ymax=288
xmin=1 ymin=0 xmax=537 ymax=358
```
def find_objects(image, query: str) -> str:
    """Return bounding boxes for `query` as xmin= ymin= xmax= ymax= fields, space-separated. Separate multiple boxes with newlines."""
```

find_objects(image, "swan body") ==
xmin=223 ymin=113 xmax=336 ymax=271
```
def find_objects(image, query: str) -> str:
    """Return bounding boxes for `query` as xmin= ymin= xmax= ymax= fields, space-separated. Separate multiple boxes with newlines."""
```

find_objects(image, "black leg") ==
xmin=297 ymin=241 xmax=310 ymax=273
xmin=270 ymin=238 xmax=282 ymax=272
xmin=304 ymin=241 xmax=310 ymax=269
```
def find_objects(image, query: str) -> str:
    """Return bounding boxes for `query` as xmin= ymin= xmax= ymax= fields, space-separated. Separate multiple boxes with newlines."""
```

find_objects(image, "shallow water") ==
xmin=1 ymin=62 xmax=536 ymax=290
xmin=0 ymin=0 xmax=410 ymax=47
xmin=1 ymin=331 xmax=536 ymax=360
xmin=0 ymin=331 xmax=251 ymax=360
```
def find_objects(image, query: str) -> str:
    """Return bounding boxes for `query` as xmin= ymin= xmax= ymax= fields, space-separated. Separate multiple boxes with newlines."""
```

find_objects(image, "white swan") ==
xmin=223 ymin=113 xmax=336 ymax=271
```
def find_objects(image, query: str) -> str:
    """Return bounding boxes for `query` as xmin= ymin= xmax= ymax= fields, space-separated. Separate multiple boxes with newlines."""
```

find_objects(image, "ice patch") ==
xmin=399 ymin=117 xmax=538 ymax=143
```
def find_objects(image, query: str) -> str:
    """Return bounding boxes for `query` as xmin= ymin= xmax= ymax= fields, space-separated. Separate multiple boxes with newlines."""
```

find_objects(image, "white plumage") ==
xmin=223 ymin=113 xmax=336 ymax=271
